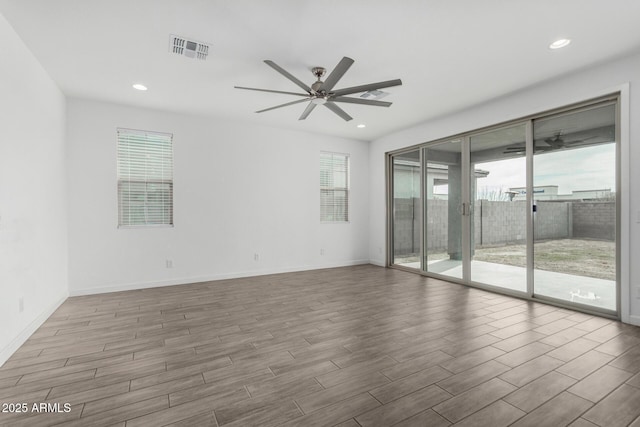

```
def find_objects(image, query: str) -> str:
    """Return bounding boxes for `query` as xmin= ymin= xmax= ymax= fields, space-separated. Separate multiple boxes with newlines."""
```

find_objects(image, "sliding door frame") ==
xmin=386 ymin=93 xmax=622 ymax=319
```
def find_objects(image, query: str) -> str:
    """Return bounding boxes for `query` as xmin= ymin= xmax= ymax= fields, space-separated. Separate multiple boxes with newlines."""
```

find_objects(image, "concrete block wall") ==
xmin=477 ymin=200 xmax=527 ymax=246
xmin=393 ymin=198 xmax=420 ymax=255
xmin=534 ymin=201 xmax=571 ymax=241
xmin=393 ymin=199 xmax=615 ymax=257
xmin=426 ymin=199 xmax=448 ymax=251
xmin=573 ymin=201 xmax=616 ymax=240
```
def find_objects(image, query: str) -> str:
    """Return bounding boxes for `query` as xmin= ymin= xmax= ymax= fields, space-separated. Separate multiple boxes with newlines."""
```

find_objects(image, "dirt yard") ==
xmin=397 ymin=239 xmax=616 ymax=281
xmin=473 ymin=238 xmax=615 ymax=281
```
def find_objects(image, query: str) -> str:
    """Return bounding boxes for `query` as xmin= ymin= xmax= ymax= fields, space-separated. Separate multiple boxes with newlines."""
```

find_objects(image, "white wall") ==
xmin=66 ymin=99 xmax=369 ymax=295
xmin=0 ymin=14 xmax=68 ymax=365
xmin=369 ymin=51 xmax=640 ymax=325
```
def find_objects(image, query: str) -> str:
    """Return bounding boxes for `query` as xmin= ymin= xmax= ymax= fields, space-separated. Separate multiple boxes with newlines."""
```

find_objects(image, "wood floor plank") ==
xmin=503 ymin=371 xmax=577 ymax=412
xmin=129 ymin=357 xmax=230 ymax=391
xmin=315 ymin=356 xmax=396 ymax=388
xmin=82 ymin=374 xmax=204 ymax=417
xmin=68 ymin=395 xmax=169 ymax=427
xmin=296 ymin=371 xmax=389 ymax=414
xmin=594 ymin=334 xmax=640 ymax=356
xmin=369 ymin=365 xmax=451 ymax=404
xmin=162 ymin=411 xmax=218 ymax=427
xmin=432 ymin=378 xmax=516 ymax=423
xmin=355 ymin=385 xmax=452 ymax=426
xmin=499 ymin=355 xmax=564 ymax=387
xmin=393 ymin=409 xmax=452 ymax=427
xmin=452 ymin=400 xmax=525 ymax=427
xmin=493 ymin=342 xmax=553 ymax=367
xmin=125 ymin=396 xmax=222 ymax=427
xmin=555 ymin=350 xmax=614 ymax=380
xmin=582 ymin=384 xmax=640 ymax=427
xmin=0 ymin=265 xmax=639 ymax=427
xmin=567 ymin=365 xmax=633 ymax=403
xmin=380 ymin=349 xmax=453 ymax=381
xmin=439 ymin=346 xmax=505 ymax=374
xmin=437 ymin=360 xmax=511 ymax=395
xmin=546 ymin=337 xmax=601 ymax=362
xmin=46 ymin=360 xmax=166 ymax=400
xmin=281 ymin=393 xmax=380 ymax=427
xmin=47 ymin=380 xmax=130 ymax=407
xmin=609 ymin=345 xmax=640 ymax=373
xmin=510 ymin=391 xmax=592 ymax=427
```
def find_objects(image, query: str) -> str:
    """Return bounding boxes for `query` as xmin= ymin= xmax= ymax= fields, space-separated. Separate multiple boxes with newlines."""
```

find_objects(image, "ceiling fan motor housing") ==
xmin=312 ymin=67 xmax=326 ymax=79
xmin=233 ymin=57 xmax=402 ymax=121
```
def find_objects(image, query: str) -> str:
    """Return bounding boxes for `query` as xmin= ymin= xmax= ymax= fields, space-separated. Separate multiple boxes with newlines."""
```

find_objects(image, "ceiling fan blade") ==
xmin=299 ymin=102 xmax=317 ymax=120
xmin=234 ymin=86 xmax=309 ymax=97
xmin=264 ymin=60 xmax=313 ymax=93
xmin=332 ymin=96 xmax=392 ymax=107
xmin=255 ymin=98 xmax=309 ymax=113
xmin=320 ymin=57 xmax=354 ymax=92
xmin=331 ymin=79 xmax=402 ymax=96
xmin=324 ymin=102 xmax=353 ymax=121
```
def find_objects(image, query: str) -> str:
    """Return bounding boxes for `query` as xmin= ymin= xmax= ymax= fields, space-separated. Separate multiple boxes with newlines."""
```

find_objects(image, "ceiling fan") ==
xmin=503 ymin=132 xmax=597 ymax=154
xmin=235 ymin=56 xmax=402 ymax=121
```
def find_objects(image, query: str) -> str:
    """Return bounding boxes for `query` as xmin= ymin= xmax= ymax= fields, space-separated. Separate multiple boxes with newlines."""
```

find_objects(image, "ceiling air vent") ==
xmin=360 ymin=90 xmax=389 ymax=100
xmin=169 ymin=34 xmax=209 ymax=60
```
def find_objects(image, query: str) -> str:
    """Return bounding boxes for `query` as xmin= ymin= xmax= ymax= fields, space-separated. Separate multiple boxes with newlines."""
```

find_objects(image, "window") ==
xmin=117 ymin=128 xmax=173 ymax=227
xmin=320 ymin=152 xmax=349 ymax=222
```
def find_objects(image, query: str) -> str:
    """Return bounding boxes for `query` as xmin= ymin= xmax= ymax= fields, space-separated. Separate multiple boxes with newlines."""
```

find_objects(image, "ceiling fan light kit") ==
xmin=235 ymin=57 xmax=402 ymax=121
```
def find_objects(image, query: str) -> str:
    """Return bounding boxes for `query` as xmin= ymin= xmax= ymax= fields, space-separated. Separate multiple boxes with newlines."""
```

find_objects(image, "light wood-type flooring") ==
xmin=2 ymin=264 xmax=640 ymax=426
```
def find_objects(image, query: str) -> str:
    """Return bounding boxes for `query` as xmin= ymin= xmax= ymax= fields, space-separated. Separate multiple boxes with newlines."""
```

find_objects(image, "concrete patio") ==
xmin=400 ymin=259 xmax=616 ymax=311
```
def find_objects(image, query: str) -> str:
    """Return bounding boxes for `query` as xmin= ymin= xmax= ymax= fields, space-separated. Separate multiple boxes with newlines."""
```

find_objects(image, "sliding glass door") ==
xmin=391 ymin=149 xmax=421 ymax=268
xmin=389 ymin=97 xmax=619 ymax=316
xmin=532 ymin=102 xmax=617 ymax=311
xmin=469 ymin=124 xmax=528 ymax=293
xmin=422 ymin=141 xmax=464 ymax=280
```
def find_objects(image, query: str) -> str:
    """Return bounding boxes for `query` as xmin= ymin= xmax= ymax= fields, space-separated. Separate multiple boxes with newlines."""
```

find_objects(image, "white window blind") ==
xmin=117 ymin=128 xmax=173 ymax=227
xmin=320 ymin=152 xmax=349 ymax=222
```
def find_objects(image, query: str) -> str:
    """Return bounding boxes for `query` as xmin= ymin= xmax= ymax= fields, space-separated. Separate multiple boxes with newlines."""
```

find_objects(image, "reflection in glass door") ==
xmin=533 ymin=103 xmax=617 ymax=311
xmin=469 ymin=124 xmax=528 ymax=292
xmin=422 ymin=141 xmax=464 ymax=280
xmin=391 ymin=150 xmax=421 ymax=268
xmin=389 ymin=96 xmax=619 ymax=316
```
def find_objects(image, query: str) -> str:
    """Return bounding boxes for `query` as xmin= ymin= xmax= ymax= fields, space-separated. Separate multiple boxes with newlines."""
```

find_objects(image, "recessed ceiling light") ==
xmin=357 ymin=124 xmax=366 ymax=128
xmin=132 ymin=83 xmax=148 ymax=91
xmin=549 ymin=39 xmax=571 ymax=49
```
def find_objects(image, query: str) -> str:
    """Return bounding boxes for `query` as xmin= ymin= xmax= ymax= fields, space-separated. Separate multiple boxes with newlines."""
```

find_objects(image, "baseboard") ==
xmin=0 ymin=293 xmax=68 ymax=367
xmin=627 ymin=315 xmax=640 ymax=327
xmin=369 ymin=259 xmax=386 ymax=267
xmin=69 ymin=259 xmax=372 ymax=296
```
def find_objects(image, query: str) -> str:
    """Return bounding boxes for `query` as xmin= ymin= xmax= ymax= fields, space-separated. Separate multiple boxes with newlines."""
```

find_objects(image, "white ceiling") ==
xmin=2 ymin=0 xmax=640 ymax=141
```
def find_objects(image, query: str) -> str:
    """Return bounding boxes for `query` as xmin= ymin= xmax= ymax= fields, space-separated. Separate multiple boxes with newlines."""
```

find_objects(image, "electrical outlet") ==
xmin=320 ymin=248 xmax=325 ymax=256
xmin=166 ymin=259 xmax=173 ymax=268
xmin=18 ymin=297 xmax=24 ymax=313
xmin=254 ymin=253 xmax=259 ymax=261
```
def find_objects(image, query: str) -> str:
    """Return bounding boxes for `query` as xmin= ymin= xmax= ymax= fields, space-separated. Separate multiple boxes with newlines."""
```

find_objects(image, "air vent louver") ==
xmin=170 ymin=34 xmax=209 ymax=60
xmin=360 ymin=90 xmax=389 ymax=100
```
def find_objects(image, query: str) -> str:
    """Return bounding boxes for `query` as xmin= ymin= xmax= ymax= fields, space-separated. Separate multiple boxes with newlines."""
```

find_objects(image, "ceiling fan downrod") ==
xmin=311 ymin=67 xmax=326 ymax=95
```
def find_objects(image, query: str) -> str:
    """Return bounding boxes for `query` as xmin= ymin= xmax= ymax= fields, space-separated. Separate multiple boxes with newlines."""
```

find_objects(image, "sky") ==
xmin=475 ymin=143 xmax=616 ymax=195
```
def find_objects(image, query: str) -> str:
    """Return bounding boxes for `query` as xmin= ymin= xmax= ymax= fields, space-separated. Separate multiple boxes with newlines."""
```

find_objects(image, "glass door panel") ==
xmin=423 ymin=141 xmax=464 ymax=279
xmin=469 ymin=124 xmax=528 ymax=292
xmin=533 ymin=103 xmax=617 ymax=311
xmin=391 ymin=150 xmax=421 ymax=269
